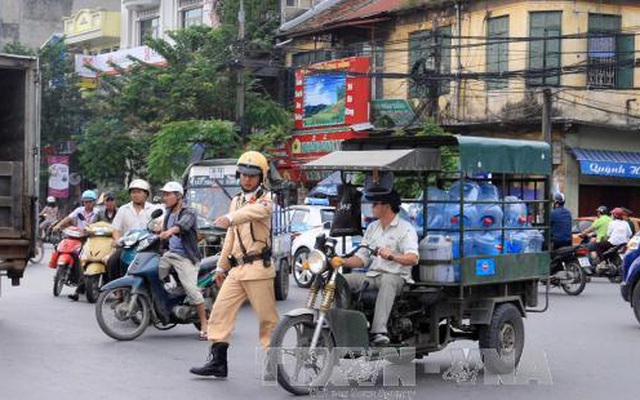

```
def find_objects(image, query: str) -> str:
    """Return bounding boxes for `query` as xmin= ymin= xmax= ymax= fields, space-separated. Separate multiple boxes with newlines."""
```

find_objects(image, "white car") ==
xmin=287 ymin=205 xmax=336 ymax=233
xmin=291 ymin=227 xmax=362 ymax=288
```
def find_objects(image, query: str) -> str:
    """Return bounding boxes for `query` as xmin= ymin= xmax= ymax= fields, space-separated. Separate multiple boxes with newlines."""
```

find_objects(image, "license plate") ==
xmin=578 ymin=257 xmax=591 ymax=268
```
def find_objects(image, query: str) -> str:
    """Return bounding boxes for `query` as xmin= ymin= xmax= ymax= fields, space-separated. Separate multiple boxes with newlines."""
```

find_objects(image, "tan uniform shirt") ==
xmin=218 ymin=190 xmax=274 ymax=281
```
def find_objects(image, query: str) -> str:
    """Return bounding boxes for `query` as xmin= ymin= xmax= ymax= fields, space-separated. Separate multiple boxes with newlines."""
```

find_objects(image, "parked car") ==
xmin=571 ymin=216 xmax=640 ymax=246
xmin=287 ymin=205 xmax=335 ymax=233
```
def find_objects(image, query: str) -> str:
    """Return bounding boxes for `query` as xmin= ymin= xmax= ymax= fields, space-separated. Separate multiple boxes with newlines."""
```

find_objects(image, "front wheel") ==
xmin=479 ymin=303 xmax=524 ymax=375
xmin=269 ymin=314 xmax=336 ymax=396
xmin=85 ymin=274 xmax=103 ymax=304
xmin=274 ymin=258 xmax=290 ymax=301
xmin=52 ymin=266 xmax=67 ymax=297
xmin=632 ymin=284 xmax=640 ymax=326
xmin=561 ymin=262 xmax=587 ymax=296
xmin=95 ymin=287 xmax=151 ymax=341
xmin=30 ymin=240 xmax=44 ymax=264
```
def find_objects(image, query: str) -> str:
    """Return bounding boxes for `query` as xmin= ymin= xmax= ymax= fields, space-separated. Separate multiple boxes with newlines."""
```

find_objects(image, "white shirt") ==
xmin=111 ymin=202 xmax=163 ymax=233
xmin=67 ymin=206 xmax=98 ymax=229
xmin=356 ymin=214 xmax=420 ymax=284
xmin=607 ymin=219 xmax=632 ymax=246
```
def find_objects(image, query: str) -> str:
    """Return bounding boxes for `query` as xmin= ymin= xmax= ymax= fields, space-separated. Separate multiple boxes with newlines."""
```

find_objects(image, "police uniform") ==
xmin=206 ymin=188 xmax=279 ymax=350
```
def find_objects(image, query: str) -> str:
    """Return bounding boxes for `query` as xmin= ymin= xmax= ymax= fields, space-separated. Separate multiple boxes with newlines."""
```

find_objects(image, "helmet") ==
xmin=159 ymin=181 xmax=184 ymax=196
xmin=81 ymin=190 xmax=97 ymax=202
xmin=46 ymin=196 xmax=56 ymax=204
xmin=596 ymin=205 xmax=609 ymax=215
xmin=129 ymin=179 xmax=151 ymax=194
xmin=553 ymin=192 xmax=565 ymax=204
xmin=237 ymin=151 xmax=268 ymax=183
xmin=612 ymin=207 xmax=624 ymax=219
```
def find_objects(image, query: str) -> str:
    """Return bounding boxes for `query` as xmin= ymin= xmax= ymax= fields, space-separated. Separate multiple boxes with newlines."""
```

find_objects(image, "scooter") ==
xmin=80 ymin=221 xmax=115 ymax=303
xmin=95 ymin=210 xmax=219 ymax=341
xmin=50 ymin=226 xmax=88 ymax=297
xmin=579 ymin=235 xmax=626 ymax=283
xmin=548 ymin=245 xmax=588 ymax=295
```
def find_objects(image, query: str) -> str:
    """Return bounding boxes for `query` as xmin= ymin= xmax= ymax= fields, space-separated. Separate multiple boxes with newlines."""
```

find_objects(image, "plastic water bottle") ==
xmin=449 ymin=180 xmax=480 ymax=201
xmin=474 ymin=232 xmax=502 ymax=256
xmin=504 ymin=196 xmax=529 ymax=228
xmin=525 ymin=230 xmax=544 ymax=253
xmin=478 ymin=182 xmax=500 ymax=202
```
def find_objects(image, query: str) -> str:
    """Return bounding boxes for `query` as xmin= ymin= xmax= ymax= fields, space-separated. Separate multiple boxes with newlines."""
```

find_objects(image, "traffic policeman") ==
xmin=190 ymin=151 xmax=279 ymax=379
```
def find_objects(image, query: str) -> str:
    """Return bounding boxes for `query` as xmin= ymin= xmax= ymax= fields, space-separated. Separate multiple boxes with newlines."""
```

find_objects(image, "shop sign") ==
xmin=75 ymin=46 xmax=166 ymax=78
xmin=580 ymin=160 xmax=640 ymax=179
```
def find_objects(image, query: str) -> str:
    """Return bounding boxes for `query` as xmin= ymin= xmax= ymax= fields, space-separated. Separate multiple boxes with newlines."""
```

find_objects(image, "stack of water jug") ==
xmin=415 ymin=181 xmax=544 ymax=283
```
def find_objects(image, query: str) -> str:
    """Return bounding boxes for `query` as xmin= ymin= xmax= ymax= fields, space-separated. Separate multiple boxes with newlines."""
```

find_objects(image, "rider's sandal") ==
xmin=198 ymin=331 xmax=208 ymax=341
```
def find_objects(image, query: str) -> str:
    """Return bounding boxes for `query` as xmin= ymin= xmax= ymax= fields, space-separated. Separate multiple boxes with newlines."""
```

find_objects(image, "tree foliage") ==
xmin=147 ymin=119 xmax=240 ymax=182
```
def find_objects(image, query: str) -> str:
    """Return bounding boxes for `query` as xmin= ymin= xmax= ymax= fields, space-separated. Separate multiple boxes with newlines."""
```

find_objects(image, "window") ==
xmin=340 ymin=42 xmax=385 ymax=99
xmin=182 ymin=7 xmax=203 ymax=28
xmin=139 ymin=17 xmax=160 ymax=44
xmin=528 ymin=11 xmax=562 ymax=86
xmin=487 ymin=16 xmax=509 ymax=90
xmin=320 ymin=209 xmax=335 ymax=224
xmin=408 ymin=26 xmax=451 ymax=98
xmin=291 ymin=50 xmax=333 ymax=67
xmin=286 ymin=0 xmax=297 ymax=7
xmin=587 ymin=14 xmax=634 ymax=89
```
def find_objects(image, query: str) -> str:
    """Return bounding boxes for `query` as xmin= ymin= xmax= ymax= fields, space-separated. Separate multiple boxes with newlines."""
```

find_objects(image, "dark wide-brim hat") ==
xmin=364 ymin=189 xmax=401 ymax=206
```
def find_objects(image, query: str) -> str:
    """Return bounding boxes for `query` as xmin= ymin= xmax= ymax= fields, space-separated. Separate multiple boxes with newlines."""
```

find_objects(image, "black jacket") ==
xmin=162 ymin=206 xmax=201 ymax=264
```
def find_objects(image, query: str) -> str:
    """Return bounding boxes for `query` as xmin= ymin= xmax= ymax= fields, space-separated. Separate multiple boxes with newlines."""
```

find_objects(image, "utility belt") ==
xmin=227 ymin=248 xmax=272 ymax=268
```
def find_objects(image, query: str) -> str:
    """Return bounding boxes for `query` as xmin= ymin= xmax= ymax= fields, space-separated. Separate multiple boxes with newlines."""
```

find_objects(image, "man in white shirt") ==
xmin=596 ymin=207 xmax=632 ymax=270
xmin=106 ymin=179 xmax=162 ymax=282
xmin=333 ymin=189 xmax=419 ymax=345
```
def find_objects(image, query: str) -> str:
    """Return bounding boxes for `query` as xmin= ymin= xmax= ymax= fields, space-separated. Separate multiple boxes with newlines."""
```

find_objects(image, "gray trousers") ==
xmin=343 ymin=273 xmax=405 ymax=334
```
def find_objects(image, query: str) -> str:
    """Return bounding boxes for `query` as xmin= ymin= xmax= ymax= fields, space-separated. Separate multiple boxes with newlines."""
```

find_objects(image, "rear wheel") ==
xmin=95 ymin=287 xmax=150 ymax=341
xmin=274 ymin=258 xmax=290 ymax=301
xmin=479 ymin=303 xmax=524 ymax=374
xmin=561 ymin=262 xmax=587 ymax=296
xmin=85 ymin=274 xmax=102 ymax=304
xmin=293 ymin=248 xmax=313 ymax=288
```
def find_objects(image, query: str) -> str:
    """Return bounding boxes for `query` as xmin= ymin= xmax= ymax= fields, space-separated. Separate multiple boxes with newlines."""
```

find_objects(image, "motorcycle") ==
xmin=548 ymin=245 xmax=588 ymax=295
xmin=578 ymin=236 xmax=626 ymax=283
xmin=270 ymin=234 xmax=488 ymax=395
xmin=50 ymin=226 xmax=88 ymax=297
xmin=30 ymin=216 xmax=62 ymax=264
xmin=95 ymin=210 xmax=219 ymax=341
xmin=80 ymin=221 xmax=114 ymax=303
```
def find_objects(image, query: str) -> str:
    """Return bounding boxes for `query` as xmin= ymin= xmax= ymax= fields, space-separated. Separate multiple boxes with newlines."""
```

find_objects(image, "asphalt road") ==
xmin=1 ymin=248 xmax=639 ymax=400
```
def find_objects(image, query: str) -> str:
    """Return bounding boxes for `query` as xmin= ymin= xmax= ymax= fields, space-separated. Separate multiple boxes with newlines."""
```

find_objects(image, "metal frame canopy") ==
xmin=301 ymin=148 xmax=441 ymax=172
xmin=340 ymin=135 xmax=552 ymax=176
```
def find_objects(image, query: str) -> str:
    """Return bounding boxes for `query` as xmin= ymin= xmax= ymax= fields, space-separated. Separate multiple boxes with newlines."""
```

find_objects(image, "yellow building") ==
xmin=63 ymin=8 xmax=121 ymax=55
xmin=279 ymin=0 xmax=640 ymax=216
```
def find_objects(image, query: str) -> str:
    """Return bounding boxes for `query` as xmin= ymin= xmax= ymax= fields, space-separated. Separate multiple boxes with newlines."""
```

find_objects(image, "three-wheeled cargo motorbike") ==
xmin=269 ymin=135 xmax=552 ymax=395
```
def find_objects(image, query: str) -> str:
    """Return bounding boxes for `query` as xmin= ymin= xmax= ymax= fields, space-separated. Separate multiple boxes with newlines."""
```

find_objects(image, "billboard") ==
xmin=303 ymin=73 xmax=347 ymax=127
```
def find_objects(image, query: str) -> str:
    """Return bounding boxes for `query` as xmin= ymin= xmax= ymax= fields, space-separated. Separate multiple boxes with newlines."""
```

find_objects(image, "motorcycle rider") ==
xmin=550 ymin=192 xmax=572 ymax=250
xmin=51 ymin=190 xmax=99 ymax=301
xmin=156 ymin=181 xmax=207 ymax=339
xmin=107 ymin=179 xmax=162 ymax=283
xmin=595 ymin=207 xmax=632 ymax=270
xmin=52 ymin=190 xmax=99 ymax=232
xmin=332 ymin=188 xmax=419 ymax=345
xmin=621 ymin=207 xmax=636 ymax=236
xmin=580 ymin=206 xmax=612 ymax=244
xmin=39 ymin=196 xmax=59 ymax=235
xmin=190 ymin=151 xmax=279 ymax=378
xmin=96 ymin=192 xmax=118 ymax=223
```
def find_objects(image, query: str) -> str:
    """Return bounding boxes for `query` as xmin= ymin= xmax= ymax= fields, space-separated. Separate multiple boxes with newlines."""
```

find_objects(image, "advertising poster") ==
xmin=47 ymin=156 xmax=70 ymax=198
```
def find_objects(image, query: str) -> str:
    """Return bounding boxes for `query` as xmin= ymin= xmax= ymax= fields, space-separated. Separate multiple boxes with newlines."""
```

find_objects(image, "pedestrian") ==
xmin=157 ymin=181 xmax=208 ymax=339
xmin=106 ymin=180 xmax=162 ymax=283
xmin=550 ymin=192 xmax=572 ymax=250
xmin=190 ymin=151 xmax=279 ymax=379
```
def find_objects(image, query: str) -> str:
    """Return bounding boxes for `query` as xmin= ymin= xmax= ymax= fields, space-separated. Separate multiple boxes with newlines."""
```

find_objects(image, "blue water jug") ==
xmin=449 ymin=180 xmax=480 ymax=201
xmin=478 ymin=182 xmax=500 ymax=202
xmin=504 ymin=196 xmax=529 ymax=228
xmin=474 ymin=233 xmax=503 ymax=256
xmin=450 ymin=232 xmax=476 ymax=259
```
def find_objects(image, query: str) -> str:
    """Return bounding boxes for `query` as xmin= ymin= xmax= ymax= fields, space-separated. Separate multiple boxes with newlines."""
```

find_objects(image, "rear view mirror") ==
xmin=151 ymin=209 xmax=163 ymax=219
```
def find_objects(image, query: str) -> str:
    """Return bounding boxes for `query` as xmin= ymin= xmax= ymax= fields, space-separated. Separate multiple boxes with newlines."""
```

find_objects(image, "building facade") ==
xmin=120 ymin=0 xmax=219 ymax=49
xmin=0 ymin=0 xmax=119 ymax=51
xmin=279 ymin=0 xmax=640 ymax=215
xmin=64 ymin=8 xmax=121 ymax=55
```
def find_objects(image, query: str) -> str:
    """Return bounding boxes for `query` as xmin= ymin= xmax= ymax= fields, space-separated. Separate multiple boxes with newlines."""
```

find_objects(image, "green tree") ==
xmin=2 ymin=41 xmax=35 ymax=56
xmin=147 ymin=119 xmax=240 ymax=182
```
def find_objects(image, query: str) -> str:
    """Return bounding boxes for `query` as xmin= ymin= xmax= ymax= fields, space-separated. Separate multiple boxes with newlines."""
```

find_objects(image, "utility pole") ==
xmin=541 ymin=29 xmax=552 ymax=146
xmin=236 ymin=0 xmax=246 ymax=125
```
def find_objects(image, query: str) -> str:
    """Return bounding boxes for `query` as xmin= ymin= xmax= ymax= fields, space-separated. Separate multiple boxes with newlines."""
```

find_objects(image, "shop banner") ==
xmin=47 ymin=156 xmax=70 ymax=198
xmin=579 ymin=160 xmax=640 ymax=179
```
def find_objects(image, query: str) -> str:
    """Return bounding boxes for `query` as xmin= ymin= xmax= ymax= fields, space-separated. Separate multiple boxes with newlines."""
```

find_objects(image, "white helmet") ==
xmin=46 ymin=196 xmax=56 ymax=203
xmin=159 ymin=181 xmax=184 ymax=196
xmin=128 ymin=179 xmax=151 ymax=194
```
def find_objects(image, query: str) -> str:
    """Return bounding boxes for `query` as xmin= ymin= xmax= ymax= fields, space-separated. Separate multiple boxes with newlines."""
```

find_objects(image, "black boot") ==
xmin=190 ymin=342 xmax=228 ymax=378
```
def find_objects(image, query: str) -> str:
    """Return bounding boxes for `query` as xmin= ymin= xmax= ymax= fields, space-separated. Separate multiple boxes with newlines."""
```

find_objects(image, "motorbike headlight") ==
xmin=307 ymin=249 xmax=327 ymax=275
xmin=136 ymin=237 xmax=155 ymax=252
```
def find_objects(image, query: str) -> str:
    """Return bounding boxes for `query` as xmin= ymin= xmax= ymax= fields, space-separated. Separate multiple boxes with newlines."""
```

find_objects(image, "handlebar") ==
xmin=342 ymin=244 xmax=394 ymax=261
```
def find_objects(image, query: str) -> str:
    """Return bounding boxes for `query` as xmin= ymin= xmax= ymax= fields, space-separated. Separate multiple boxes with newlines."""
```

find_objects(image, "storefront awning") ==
xmin=573 ymin=148 xmax=640 ymax=178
